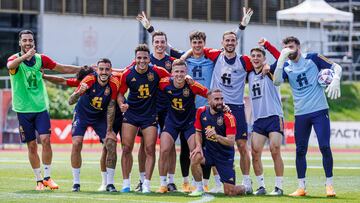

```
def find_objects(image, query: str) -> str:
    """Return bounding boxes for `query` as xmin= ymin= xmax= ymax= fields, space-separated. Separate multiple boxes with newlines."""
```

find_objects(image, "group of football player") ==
xmin=8 ymin=7 xmax=342 ymax=197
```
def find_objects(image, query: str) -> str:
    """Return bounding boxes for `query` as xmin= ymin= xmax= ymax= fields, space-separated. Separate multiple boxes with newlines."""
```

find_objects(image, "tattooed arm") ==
xmin=68 ymin=83 xmax=88 ymax=105
xmin=105 ymin=99 xmax=117 ymax=169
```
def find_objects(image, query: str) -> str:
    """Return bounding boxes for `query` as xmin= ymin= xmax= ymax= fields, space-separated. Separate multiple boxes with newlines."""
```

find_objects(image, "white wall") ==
xmin=43 ymin=14 xmax=322 ymax=67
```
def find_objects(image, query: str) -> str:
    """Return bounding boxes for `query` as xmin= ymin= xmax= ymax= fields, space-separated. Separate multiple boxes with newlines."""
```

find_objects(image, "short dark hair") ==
xmin=222 ymin=31 xmax=237 ymax=40
xmin=152 ymin=31 xmax=167 ymax=42
xmin=172 ymin=59 xmax=187 ymax=67
xmin=135 ymin=44 xmax=150 ymax=55
xmin=250 ymin=47 xmax=266 ymax=56
xmin=189 ymin=31 xmax=206 ymax=42
xmin=18 ymin=30 xmax=34 ymax=40
xmin=97 ymin=58 xmax=112 ymax=67
xmin=76 ymin=65 xmax=95 ymax=80
xmin=282 ymin=36 xmax=300 ymax=45
xmin=207 ymin=88 xmax=222 ymax=97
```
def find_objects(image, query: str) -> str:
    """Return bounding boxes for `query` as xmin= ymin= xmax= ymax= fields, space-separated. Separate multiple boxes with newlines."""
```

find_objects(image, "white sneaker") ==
xmin=97 ymin=184 xmax=107 ymax=191
xmin=209 ymin=185 xmax=223 ymax=193
xmin=142 ymin=185 xmax=151 ymax=193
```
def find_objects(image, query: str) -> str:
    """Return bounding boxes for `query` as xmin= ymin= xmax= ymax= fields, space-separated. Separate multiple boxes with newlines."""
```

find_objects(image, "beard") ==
xmin=212 ymin=103 xmax=224 ymax=113
xmin=288 ymin=51 xmax=298 ymax=60
xmin=225 ymin=46 xmax=235 ymax=53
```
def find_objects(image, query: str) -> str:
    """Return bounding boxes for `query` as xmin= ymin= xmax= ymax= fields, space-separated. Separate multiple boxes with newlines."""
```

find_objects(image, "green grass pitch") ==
xmin=0 ymin=144 xmax=359 ymax=203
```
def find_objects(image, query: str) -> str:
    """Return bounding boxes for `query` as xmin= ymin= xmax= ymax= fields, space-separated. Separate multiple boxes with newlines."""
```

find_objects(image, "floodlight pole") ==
xmin=139 ymin=0 xmax=148 ymax=45
xmin=37 ymin=0 xmax=45 ymax=53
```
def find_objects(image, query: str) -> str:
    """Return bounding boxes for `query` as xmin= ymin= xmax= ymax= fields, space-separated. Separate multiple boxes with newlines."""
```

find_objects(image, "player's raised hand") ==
xmin=279 ymin=48 xmax=294 ymax=62
xmin=258 ymin=38 xmax=267 ymax=47
xmin=136 ymin=11 xmax=151 ymax=29
xmin=190 ymin=145 xmax=203 ymax=159
xmin=78 ymin=83 xmax=89 ymax=94
xmin=120 ymin=103 xmax=129 ymax=113
xmin=241 ymin=7 xmax=253 ymax=27
xmin=223 ymin=104 xmax=232 ymax=113
xmin=185 ymin=75 xmax=194 ymax=85
xmin=261 ymin=63 xmax=270 ymax=75
xmin=22 ymin=47 xmax=36 ymax=60
xmin=325 ymin=75 xmax=341 ymax=99
xmin=105 ymin=131 xmax=117 ymax=142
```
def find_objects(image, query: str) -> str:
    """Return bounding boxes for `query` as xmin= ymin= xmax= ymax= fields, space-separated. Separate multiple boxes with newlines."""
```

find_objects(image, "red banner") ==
xmin=50 ymin=119 xmax=296 ymax=144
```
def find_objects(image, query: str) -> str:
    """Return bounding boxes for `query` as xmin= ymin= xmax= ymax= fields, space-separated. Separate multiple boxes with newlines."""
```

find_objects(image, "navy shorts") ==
xmin=72 ymin=111 xmax=106 ymax=142
xmin=123 ymin=111 xmax=158 ymax=130
xmin=157 ymin=109 xmax=168 ymax=132
xmin=162 ymin=122 xmax=195 ymax=141
xmin=203 ymin=149 xmax=236 ymax=185
xmin=113 ymin=106 xmax=123 ymax=136
xmin=17 ymin=110 xmax=51 ymax=143
xmin=227 ymin=104 xmax=248 ymax=140
xmin=253 ymin=115 xmax=284 ymax=137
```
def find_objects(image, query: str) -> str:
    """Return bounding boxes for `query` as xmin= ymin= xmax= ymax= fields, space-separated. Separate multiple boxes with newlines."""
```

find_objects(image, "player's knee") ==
xmin=319 ymin=145 xmax=331 ymax=156
xmin=72 ymin=140 xmax=83 ymax=150
xmin=145 ymin=145 xmax=155 ymax=156
xmin=122 ymin=145 xmax=133 ymax=154
xmin=270 ymin=144 xmax=281 ymax=156
xmin=296 ymin=146 xmax=307 ymax=157
xmin=191 ymin=154 xmax=201 ymax=165
xmin=105 ymin=139 xmax=116 ymax=150
xmin=160 ymin=146 xmax=171 ymax=156
xmin=251 ymin=147 xmax=261 ymax=158
xmin=27 ymin=143 xmax=37 ymax=154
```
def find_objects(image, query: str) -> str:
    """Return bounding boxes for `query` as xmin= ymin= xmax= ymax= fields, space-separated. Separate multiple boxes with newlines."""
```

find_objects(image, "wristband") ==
xmin=146 ymin=26 xmax=154 ymax=33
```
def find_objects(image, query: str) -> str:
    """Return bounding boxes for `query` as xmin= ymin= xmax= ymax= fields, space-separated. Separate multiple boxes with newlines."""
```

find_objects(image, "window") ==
xmin=266 ymin=0 xmax=280 ymax=23
xmin=23 ymin=0 xmax=39 ymax=11
xmin=248 ymin=0 xmax=262 ymax=23
xmin=1 ymin=0 xmax=19 ymax=10
xmin=192 ymin=0 xmax=207 ymax=20
xmin=66 ymin=0 xmax=83 ymax=14
xmin=211 ymin=0 xmax=226 ymax=21
xmin=151 ymin=0 xmax=169 ymax=18
xmin=229 ymin=0 xmax=244 ymax=22
xmin=107 ymin=0 xmax=123 ymax=16
xmin=127 ymin=0 xmax=146 ymax=16
xmin=173 ymin=0 xmax=188 ymax=19
xmin=87 ymin=0 xmax=103 ymax=15
xmin=45 ymin=0 xmax=63 ymax=13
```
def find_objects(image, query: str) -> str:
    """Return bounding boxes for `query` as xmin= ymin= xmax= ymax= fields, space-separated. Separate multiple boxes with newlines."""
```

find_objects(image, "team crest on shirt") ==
xmin=217 ymin=116 xmax=224 ymax=126
xmin=165 ymin=60 xmax=172 ymax=71
xmin=104 ymin=86 xmax=110 ymax=96
xmin=167 ymin=90 xmax=172 ymax=94
xmin=183 ymin=87 xmax=190 ymax=97
xmin=203 ymin=117 xmax=207 ymax=121
xmin=131 ymin=77 xmax=137 ymax=82
xmin=147 ymin=72 xmax=154 ymax=81
xmin=92 ymin=89 xmax=96 ymax=93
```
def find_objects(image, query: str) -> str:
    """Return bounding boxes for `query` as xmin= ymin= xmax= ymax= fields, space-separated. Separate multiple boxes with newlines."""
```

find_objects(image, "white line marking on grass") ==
xmin=0 ymin=193 xmax=174 ymax=203
xmin=263 ymin=165 xmax=360 ymax=170
xmin=188 ymin=193 xmax=215 ymax=203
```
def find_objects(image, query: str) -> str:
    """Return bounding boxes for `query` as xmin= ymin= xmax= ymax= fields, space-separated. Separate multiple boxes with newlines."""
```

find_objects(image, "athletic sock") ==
xmin=326 ymin=176 xmax=333 ymax=186
xmin=101 ymin=171 xmax=107 ymax=185
xmin=275 ymin=176 xmax=283 ymax=189
xmin=123 ymin=179 xmax=130 ymax=188
xmin=243 ymin=175 xmax=252 ymax=187
xmin=33 ymin=168 xmax=42 ymax=182
xmin=195 ymin=181 xmax=203 ymax=191
xmin=160 ymin=176 xmax=167 ymax=187
xmin=168 ymin=174 xmax=175 ymax=184
xmin=140 ymin=172 xmax=145 ymax=183
xmin=298 ymin=178 xmax=306 ymax=189
xmin=72 ymin=168 xmax=80 ymax=184
xmin=143 ymin=179 xmax=150 ymax=188
xmin=214 ymin=174 xmax=222 ymax=187
xmin=43 ymin=164 xmax=51 ymax=179
xmin=183 ymin=176 xmax=189 ymax=183
xmin=256 ymin=174 xmax=265 ymax=188
xmin=106 ymin=168 xmax=115 ymax=185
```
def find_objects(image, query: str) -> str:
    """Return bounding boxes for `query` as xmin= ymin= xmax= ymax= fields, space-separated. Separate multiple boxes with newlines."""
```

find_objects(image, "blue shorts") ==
xmin=157 ymin=109 xmax=168 ymax=131
xmin=227 ymin=104 xmax=248 ymax=140
xmin=253 ymin=115 xmax=284 ymax=137
xmin=17 ymin=110 xmax=51 ymax=143
xmin=113 ymin=106 xmax=123 ymax=135
xmin=162 ymin=122 xmax=195 ymax=141
xmin=203 ymin=149 xmax=236 ymax=185
xmin=72 ymin=111 xmax=106 ymax=142
xmin=123 ymin=111 xmax=158 ymax=130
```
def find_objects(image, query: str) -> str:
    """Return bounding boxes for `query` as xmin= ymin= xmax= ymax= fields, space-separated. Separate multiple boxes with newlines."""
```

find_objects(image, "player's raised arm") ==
xmin=273 ymin=48 xmax=293 ymax=86
xmin=68 ymin=75 xmax=94 ymax=105
xmin=7 ymin=48 xmax=36 ymax=71
xmin=42 ymin=74 xmax=67 ymax=86
xmin=234 ymin=7 xmax=253 ymax=40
